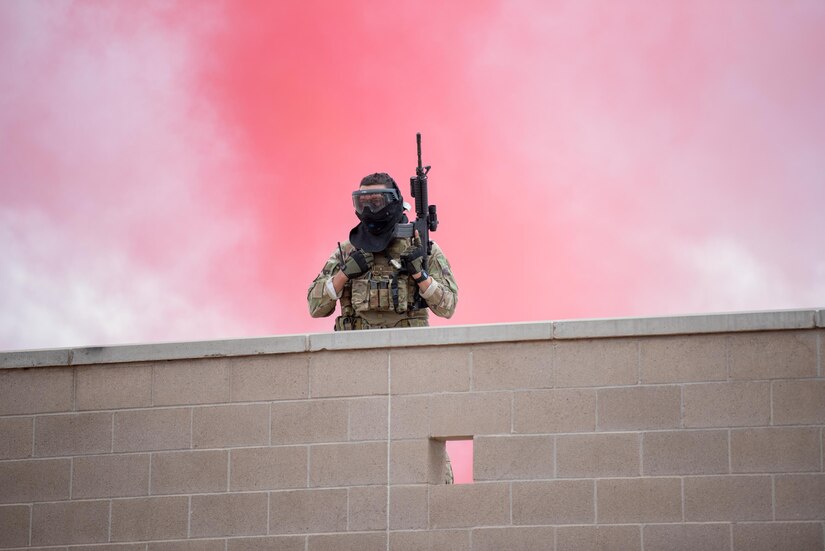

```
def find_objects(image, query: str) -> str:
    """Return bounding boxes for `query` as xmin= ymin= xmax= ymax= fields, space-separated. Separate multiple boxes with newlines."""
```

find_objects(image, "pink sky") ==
xmin=2 ymin=1 xmax=824 ymax=482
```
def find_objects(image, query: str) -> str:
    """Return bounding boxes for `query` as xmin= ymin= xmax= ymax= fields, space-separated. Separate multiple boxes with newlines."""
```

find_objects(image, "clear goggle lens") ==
xmin=352 ymin=188 xmax=399 ymax=213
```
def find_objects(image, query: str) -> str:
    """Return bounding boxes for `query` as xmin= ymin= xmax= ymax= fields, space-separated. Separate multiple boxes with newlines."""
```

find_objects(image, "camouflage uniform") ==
xmin=307 ymin=237 xmax=458 ymax=330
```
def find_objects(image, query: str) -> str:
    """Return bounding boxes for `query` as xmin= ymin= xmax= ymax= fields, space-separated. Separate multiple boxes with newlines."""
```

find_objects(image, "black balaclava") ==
xmin=349 ymin=172 xmax=407 ymax=252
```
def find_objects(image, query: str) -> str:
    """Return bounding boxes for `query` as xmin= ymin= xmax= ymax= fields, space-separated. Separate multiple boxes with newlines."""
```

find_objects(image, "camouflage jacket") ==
xmin=307 ymin=238 xmax=458 ymax=330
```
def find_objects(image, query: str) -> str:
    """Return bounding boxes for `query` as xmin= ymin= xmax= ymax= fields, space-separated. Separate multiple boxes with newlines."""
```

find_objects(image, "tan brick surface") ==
xmin=0 ymin=458 xmax=70 ymax=503
xmin=0 ymin=367 xmax=73 ymax=415
xmin=640 ymin=334 xmax=727 ymax=383
xmin=429 ymin=392 xmax=511 ymax=437
xmin=149 ymin=540 xmax=226 ymax=551
xmin=230 ymin=446 xmax=307 ymax=491
xmin=729 ymin=330 xmax=817 ymax=379
xmin=512 ymin=480 xmax=594 ymax=525
xmin=76 ymin=363 xmax=151 ymax=410
xmin=153 ymin=358 xmax=230 ymax=406
xmin=227 ymin=536 xmax=306 ymax=551
xmin=269 ymin=488 xmax=347 ymax=534
xmin=643 ymin=430 xmax=729 ymax=475
xmin=110 ymin=496 xmax=189 ymax=541
xmin=309 ymin=441 xmax=387 ymax=487
xmin=472 ymin=341 xmax=553 ymax=390
xmin=271 ymin=399 xmax=348 ymax=445
xmin=31 ymin=500 xmax=109 ymax=545
xmin=733 ymin=522 xmax=823 ymax=551
xmin=598 ymin=386 xmax=681 ymax=430
xmin=775 ymin=474 xmax=825 ymax=520
xmin=349 ymin=397 xmax=388 ymax=441
xmin=391 ymin=439 xmax=446 ymax=485
xmin=556 ymin=433 xmax=639 ymax=478
xmin=772 ymin=379 xmax=825 ymax=425
xmin=390 ymin=395 xmax=430 ymax=439
xmin=555 ymin=337 xmax=637 ymax=387
xmin=429 ymin=482 xmax=510 ymax=528
xmin=230 ymin=354 xmax=308 ymax=402
xmin=309 ymin=350 xmax=387 ymax=398
xmin=72 ymin=453 xmax=149 ymax=498
xmin=34 ymin=412 xmax=112 ymax=457
xmin=597 ymin=477 xmax=681 ymax=523
xmin=0 ymin=416 xmax=32 ymax=459
xmin=389 ymin=530 xmax=470 ymax=551
xmin=684 ymin=382 xmax=770 ymax=427
xmin=192 ymin=403 xmax=269 ymax=448
xmin=389 ymin=485 xmax=427 ymax=530
xmin=731 ymin=427 xmax=820 ymax=473
xmin=643 ymin=523 xmax=731 ymax=551
xmin=0 ymin=505 xmax=30 ymax=548
xmin=113 ymin=407 xmax=191 ymax=452
xmin=72 ymin=544 xmax=146 ymax=551
xmin=151 ymin=450 xmax=228 ymax=494
xmin=472 ymin=526 xmax=555 ymax=551
xmin=556 ymin=525 xmax=641 ymax=551
xmin=391 ymin=345 xmax=471 ymax=394
xmin=349 ymin=485 xmax=386 ymax=531
xmin=474 ymin=435 xmax=554 ymax=480
xmin=513 ymin=389 xmax=596 ymax=433
xmin=684 ymin=475 xmax=772 ymax=521
xmin=307 ymin=533 xmax=386 ymax=551
xmin=190 ymin=492 xmax=268 ymax=537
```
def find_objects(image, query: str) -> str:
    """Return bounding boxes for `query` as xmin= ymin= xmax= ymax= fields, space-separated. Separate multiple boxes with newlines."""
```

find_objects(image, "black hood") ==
xmin=349 ymin=210 xmax=409 ymax=252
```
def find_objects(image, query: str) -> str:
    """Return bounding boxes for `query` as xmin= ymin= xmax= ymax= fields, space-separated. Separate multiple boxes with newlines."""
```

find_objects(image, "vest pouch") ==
xmin=378 ymin=281 xmax=390 ymax=310
xmin=351 ymin=279 xmax=371 ymax=314
xmin=369 ymin=281 xmax=379 ymax=310
xmin=394 ymin=278 xmax=408 ymax=313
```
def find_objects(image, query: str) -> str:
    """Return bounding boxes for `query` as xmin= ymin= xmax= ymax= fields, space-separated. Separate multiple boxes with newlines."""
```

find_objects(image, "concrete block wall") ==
xmin=1 ymin=309 xmax=824 ymax=550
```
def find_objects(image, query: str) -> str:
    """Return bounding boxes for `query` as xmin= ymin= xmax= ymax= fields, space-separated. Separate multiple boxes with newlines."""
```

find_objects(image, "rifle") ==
xmin=394 ymin=132 xmax=438 ymax=270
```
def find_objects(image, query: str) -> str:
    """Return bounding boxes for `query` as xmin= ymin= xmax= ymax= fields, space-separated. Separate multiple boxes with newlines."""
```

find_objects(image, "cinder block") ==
xmin=0 ymin=366 xmax=73 ymax=415
xmin=0 ymin=505 xmax=30 ymax=548
xmin=31 ymin=500 xmax=109 ymax=545
xmin=429 ymin=392 xmax=511 ymax=436
xmin=683 ymin=382 xmax=770 ymax=428
xmin=309 ymin=441 xmax=387 ymax=487
xmin=555 ymin=337 xmax=637 ymax=387
xmin=556 ymin=525 xmax=641 ymax=551
xmin=472 ymin=341 xmax=553 ymax=391
xmin=271 ymin=399 xmax=348 ymax=445
xmin=192 ymin=403 xmax=269 ymax=448
xmin=0 ymin=458 xmax=70 ymax=503
xmin=472 ymin=527 xmax=555 ymax=551
xmin=269 ymin=488 xmax=347 ymax=534
xmin=76 ymin=363 xmax=151 ymax=410
xmin=775 ymin=474 xmax=825 ymax=520
xmin=390 ymin=345 xmax=471 ymax=394
xmin=390 ymin=395 xmax=430 ymax=439
xmin=643 ymin=523 xmax=731 ymax=551
xmin=34 ymin=412 xmax=112 ymax=457
xmin=149 ymin=540 xmax=225 ymax=551
xmin=513 ymin=389 xmax=596 ymax=434
xmin=113 ymin=407 xmax=191 ymax=452
xmin=190 ymin=492 xmax=268 ymax=537
xmin=640 ymin=334 xmax=727 ymax=383
xmin=389 ymin=530 xmax=470 ymax=551
xmin=349 ymin=485 xmax=386 ymax=531
xmin=153 ymin=358 xmax=230 ymax=406
xmin=110 ymin=496 xmax=189 ymax=541
xmin=684 ymin=475 xmax=772 ymax=521
xmin=230 ymin=446 xmax=307 ymax=491
xmin=70 ymin=544 xmax=145 ymax=551
xmin=72 ymin=453 xmax=149 ymax=498
xmin=0 ymin=417 xmax=33 ymax=459
xmin=230 ymin=354 xmax=309 ymax=402
xmin=556 ymin=433 xmax=639 ymax=478
xmin=391 ymin=439 xmax=446 ymax=485
xmin=307 ymin=533 xmax=386 ymax=551
xmin=151 ymin=450 xmax=227 ymax=494
xmin=512 ymin=480 xmax=594 ymax=525
xmin=729 ymin=330 xmax=817 ymax=380
xmin=733 ymin=522 xmax=823 ymax=551
xmin=349 ymin=397 xmax=388 ymax=441
xmin=227 ymin=536 xmax=306 ymax=551
xmin=389 ymin=485 xmax=427 ymax=530
xmin=309 ymin=350 xmax=387 ymax=398
xmin=596 ymin=478 xmax=681 ymax=523
xmin=643 ymin=430 xmax=729 ymax=475
xmin=731 ymin=427 xmax=820 ymax=473
xmin=597 ymin=386 xmax=681 ymax=431
xmin=429 ymin=482 xmax=509 ymax=528
xmin=474 ymin=435 xmax=554 ymax=480
xmin=772 ymin=380 xmax=825 ymax=425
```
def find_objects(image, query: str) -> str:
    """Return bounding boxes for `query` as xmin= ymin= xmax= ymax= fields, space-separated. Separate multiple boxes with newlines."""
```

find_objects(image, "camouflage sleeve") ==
xmin=423 ymin=242 xmax=458 ymax=318
xmin=307 ymin=246 xmax=345 ymax=318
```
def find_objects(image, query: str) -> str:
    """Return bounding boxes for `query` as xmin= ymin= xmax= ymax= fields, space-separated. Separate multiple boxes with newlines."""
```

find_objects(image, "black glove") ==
xmin=342 ymin=249 xmax=373 ymax=279
xmin=401 ymin=242 xmax=426 ymax=275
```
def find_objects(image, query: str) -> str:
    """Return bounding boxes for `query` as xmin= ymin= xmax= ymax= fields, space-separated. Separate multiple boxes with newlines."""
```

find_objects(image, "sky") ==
xmin=1 ymin=0 xmax=824 ymax=480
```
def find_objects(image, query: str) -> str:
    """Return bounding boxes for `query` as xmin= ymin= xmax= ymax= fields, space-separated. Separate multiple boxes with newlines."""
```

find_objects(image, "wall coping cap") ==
xmin=1 ymin=308 xmax=822 ymax=369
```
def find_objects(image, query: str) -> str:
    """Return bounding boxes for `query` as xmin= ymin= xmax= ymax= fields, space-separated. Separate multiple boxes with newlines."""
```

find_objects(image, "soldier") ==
xmin=307 ymin=172 xmax=458 ymax=330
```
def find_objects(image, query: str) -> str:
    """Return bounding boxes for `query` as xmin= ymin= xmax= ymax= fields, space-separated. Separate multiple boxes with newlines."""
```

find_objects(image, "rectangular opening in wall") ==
xmin=445 ymin=437 xmax=473 ymax=484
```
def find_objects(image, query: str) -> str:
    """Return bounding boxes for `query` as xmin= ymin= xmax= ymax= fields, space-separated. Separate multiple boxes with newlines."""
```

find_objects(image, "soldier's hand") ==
xmin=342 ymin=249 xmax=374 ymax=279
xmin=401 ymin=240 xmax=426 ymax=275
